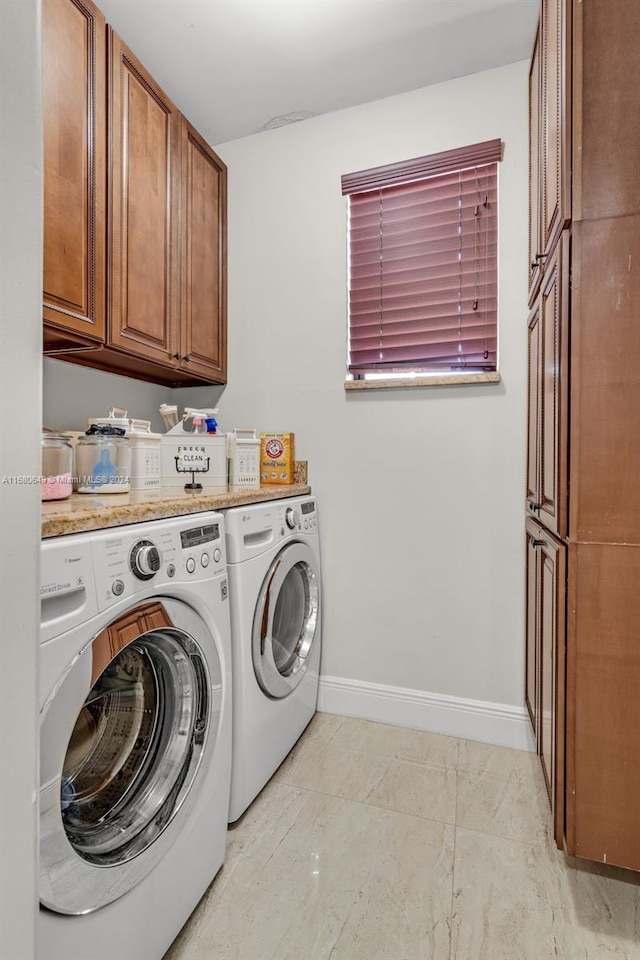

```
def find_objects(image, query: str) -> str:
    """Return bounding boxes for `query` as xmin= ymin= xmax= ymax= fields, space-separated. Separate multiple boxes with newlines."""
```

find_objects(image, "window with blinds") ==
xmin=342 ymin=139 xmax=502 ymax=378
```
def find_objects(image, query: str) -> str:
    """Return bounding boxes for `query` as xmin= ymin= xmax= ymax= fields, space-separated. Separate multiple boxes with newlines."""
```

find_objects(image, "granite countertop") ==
xmin=42 ymin=483 xmax=311 ymax=538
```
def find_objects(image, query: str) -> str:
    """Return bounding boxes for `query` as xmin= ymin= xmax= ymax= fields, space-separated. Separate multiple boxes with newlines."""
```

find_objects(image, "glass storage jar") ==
xmin=76 ymin=435 xmax=131 ymax=494
xmin=41 ymin=431 xmax=73 ymax=501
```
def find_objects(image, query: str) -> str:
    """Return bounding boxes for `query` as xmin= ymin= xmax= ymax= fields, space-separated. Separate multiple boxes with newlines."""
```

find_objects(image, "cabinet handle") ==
xmin=172 ymin=352 xmax=181 ymax=360
xmin=183 ymin=354 xmax=191 ymax=362
xmin=527 ymin=500 xmax=541 ymax=513
xmin=531 ymin=539 xmax=545 ymax=548
xmin=530 ymin=252 xmax=548 ymax=270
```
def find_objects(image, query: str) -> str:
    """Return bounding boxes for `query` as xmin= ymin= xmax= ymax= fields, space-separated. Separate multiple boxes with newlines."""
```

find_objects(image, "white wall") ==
xmin=215 ymin=61 xmax=529 ymax=710
xmin=0 ymin=2 xmax=42 ymax=956
xmin=43 ymin=358 xmax=170 ymax=434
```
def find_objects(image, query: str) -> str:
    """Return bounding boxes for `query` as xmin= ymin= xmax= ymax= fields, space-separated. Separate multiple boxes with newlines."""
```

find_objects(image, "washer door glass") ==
xmin=253 ymin=543 xmax=320 ymax=699
xmin=62 ymin=630 xmax=204 ymax=864
xmin=40 ymin=599 xmax=222 ymax=915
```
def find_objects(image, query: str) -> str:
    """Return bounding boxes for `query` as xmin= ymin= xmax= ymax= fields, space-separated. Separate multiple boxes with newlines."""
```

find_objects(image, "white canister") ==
xmin=227 ymin=429 xmax=260 ymax=489
xmin=127 ymin=420 xmax=162 ymax=492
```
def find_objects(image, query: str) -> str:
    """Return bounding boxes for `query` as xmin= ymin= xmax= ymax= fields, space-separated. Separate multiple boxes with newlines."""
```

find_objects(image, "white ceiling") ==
xmin=98 ymin=0 xmax=538 ymax=145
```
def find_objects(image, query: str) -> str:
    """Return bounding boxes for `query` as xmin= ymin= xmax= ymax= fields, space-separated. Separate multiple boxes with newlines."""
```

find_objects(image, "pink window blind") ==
xmin=342 ymin=140 xmax=502 ymax=376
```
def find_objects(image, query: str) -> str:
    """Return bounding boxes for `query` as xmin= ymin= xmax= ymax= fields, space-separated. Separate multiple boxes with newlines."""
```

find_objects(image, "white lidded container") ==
xmin=227 ymin=429 xmax=260 ymax=489
xmin=86 ymin=409 xmax=161 ymax=492
xmin=86 ymin=408 xmax=130 ymax=433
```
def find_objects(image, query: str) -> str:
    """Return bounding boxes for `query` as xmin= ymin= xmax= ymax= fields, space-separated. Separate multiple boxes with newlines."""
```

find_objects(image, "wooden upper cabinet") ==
xmin=528 ymin=26 xmax=542 ymax=305
xmin=540 ymin=0 xmax=571 ymax=258
xmin=179 ymin=119 xmax=227 ymax=383
xmin=42 ymin=13 xmax=227 ymax=384
xmin=42 ymin=0 xmax=106 ymax=349
xmin=108 ymin=30 xmax=180 ymax=368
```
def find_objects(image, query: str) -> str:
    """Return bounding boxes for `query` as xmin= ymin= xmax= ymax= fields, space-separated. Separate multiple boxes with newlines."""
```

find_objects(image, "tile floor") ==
xmin=165 ymin=714 xmax=640 ymax=960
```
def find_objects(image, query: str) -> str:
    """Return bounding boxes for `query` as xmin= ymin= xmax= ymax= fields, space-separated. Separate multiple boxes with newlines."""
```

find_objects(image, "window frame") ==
xmin=342 ymin=139 xmax=503 ymax=389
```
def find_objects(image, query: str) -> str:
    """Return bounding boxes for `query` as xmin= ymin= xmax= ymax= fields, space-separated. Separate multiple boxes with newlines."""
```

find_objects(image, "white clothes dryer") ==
xmin=224 ymin=496 xmax=321 ymax=822
xmin=38 ymin=513 xmax=232 ymax=960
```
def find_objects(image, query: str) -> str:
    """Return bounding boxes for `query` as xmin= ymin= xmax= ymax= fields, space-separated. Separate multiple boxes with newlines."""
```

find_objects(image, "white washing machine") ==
xmin=38 ymin=513 xmax=232 ymax=960
xmin=225 ymin=496 xmax=321 ymax=822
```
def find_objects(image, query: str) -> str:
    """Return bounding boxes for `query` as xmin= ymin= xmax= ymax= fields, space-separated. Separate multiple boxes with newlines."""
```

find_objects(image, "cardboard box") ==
xmin=260 ymin=432 xmax=295 ymax=484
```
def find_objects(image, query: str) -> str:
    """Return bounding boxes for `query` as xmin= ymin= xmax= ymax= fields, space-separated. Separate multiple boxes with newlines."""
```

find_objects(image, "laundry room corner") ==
xmin=214 ymin=60 xmax=530 ymax=741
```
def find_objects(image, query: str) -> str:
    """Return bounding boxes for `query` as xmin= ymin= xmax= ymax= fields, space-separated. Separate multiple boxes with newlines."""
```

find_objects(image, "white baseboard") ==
xmin=317 ymin=675 xmax=536 ymax=752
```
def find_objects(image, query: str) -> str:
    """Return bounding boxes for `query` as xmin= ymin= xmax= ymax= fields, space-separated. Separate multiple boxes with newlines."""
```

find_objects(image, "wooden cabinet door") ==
xmin=179 ymin=118 xmax=227 ymax=383
xmin=528 ymin=25 xmax=543 ymax=305
xmin=541 ymin=0 xmax=571 ymax=257
xmin=109 ymin=31 xmax=180 ymax=367
xmin=526 ymin=518 xmax=566 ymax=848
xmin=43 ymin=0 xmax=106 ymax=346
xmin=525 ymin=525 xmax=539 ymax=736
xmin=538 ymin=232 xmax=569 ymax=538
xmin=537 ymin=524 xmax=566 ymax=847
xmin=526 ymin=300 xmax=541 ymax=518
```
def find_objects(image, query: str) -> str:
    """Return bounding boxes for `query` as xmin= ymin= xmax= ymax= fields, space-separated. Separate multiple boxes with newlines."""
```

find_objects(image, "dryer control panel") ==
xmin=224 ymin=497 xmax=318 ymax=563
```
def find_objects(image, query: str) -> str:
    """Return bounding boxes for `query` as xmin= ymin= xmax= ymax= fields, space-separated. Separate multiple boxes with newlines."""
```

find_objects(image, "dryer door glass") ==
xmin=272 ymin=562 xmax=308 ymax=675
xmin=253 ymin=543 xmax=320 ymax=699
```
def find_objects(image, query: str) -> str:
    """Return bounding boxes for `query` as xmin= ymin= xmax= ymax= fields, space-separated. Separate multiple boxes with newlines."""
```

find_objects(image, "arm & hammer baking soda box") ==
xmin=260 ymin=432 xmax=295 ymax=484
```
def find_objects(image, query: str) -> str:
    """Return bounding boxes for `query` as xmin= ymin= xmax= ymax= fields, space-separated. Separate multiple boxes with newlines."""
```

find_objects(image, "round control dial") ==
xmin=285 ymin=507 xmax=300 ymax=530
xmin=129 ymin=539 xmax=161 ymax=580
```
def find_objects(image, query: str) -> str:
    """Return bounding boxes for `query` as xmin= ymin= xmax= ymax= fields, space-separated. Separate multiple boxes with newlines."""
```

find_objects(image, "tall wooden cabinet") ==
xmin=42 ymin=1 xmax=227 ymax=386
xmin=526 ymin=0 xmax=640 ymax=870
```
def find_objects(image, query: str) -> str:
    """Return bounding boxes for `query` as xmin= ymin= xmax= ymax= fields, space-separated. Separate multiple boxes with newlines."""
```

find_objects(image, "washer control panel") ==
xmin=89 ymin=513 xmax=226 ymax=609
xmin=180 ymin=520 xmax=222 ymax=577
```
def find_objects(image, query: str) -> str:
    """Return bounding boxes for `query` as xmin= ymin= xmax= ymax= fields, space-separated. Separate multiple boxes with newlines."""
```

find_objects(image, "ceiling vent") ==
xmin=262 ymin=110 xmax=316 ymax=130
